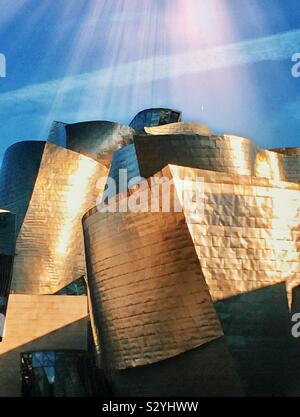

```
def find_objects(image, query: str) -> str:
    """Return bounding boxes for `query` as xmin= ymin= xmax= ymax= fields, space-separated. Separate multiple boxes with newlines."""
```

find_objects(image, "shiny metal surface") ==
xmin=133 ymin=134 xmax=285 ymax=179
xmin=167 ymin=164 xmax=300 ymax=305
xmin=11 ymin=142 xmax=107 ymax=294
xmin=83 ymin=183 xmax=224 ymax=370
xmin=84 ymin=157 xmax=300 ymax=370
xmin=48 ymin=121 xmax=136 ymax=167
xmin=129 ymin=108 xmax=182 ymax=129
xmin=105 ymin=130 xmax=300 ymax=203
xmin=0 ymin=141 xmax=46 ymax=233
xmin=104 ymin=144 xmax=140 ymax=200
xmin=65 ymin=121 xmax=135 ymax=167
xmin=144 ymin=121 xmax=212 ymax=136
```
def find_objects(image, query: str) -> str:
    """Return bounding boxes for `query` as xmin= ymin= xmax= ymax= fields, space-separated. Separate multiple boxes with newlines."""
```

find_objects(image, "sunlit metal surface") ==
xmin=84 ymin=157 xmax=300 ymax=370
xmin=168 ymin=164 xmax=300 ymax=305
xmin=10 ymin=142 xmax=107 ymax=295
xmin=144 ymin=121 xmax=212 ymax=136
xmin=115 ymin=133 xmax=300 ymax=182
xmin=106 ymin=129 xmax=300 ymax=202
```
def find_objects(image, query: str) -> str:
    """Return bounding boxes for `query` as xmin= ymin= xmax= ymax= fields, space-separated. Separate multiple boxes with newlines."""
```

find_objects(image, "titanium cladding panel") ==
xmin=0 ymin=141 xmax=46 ymax=233
xmin=83 ymin=188 xmax=224 ymax=370
xmin=0 ymin=210 xmax=15 ymax=257
xmin=166 ymin=164 xmax=300 ymax=303
xmin=11 ymin=142 xmax=107 ymax=295
xmin=84 ymin=161 xmax=300 ymax=371
xmin=106 ymin=133 xmax=300 ymax=202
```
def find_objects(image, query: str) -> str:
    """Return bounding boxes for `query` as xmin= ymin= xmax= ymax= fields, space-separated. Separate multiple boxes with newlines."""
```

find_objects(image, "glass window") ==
xmin=55 ymin=277 xmax=87 ymax=296
xmin=21 ymin=350 xmax=89 ymax=397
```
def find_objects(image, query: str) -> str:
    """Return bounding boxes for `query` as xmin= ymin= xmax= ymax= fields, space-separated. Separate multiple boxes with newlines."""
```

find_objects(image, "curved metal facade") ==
xmin=0 ymin=141 xmax=46 ymax=233
xmin=65 ymin=121 xmax=135 ymax=166
xmin=84 ymin=162 xmax=300 ymax=395
xmin=83 ymin=193 xmax=223 ymax=370
xmin=10 ymin=142 xmax=107 ymax=294
xmin=48 ymin=121 xmax=136 ymax=167
xmin=133 ymin=134 xmax=285 ymax=179
xmin=107 ymin=133 xmax=300 ymax=198
xmin=0 ymin=209 xmax=15 ymax=341
xmin=104 ymin=144 xmax=140 ymax=201
xmin=2 ymin=109 xmax=300 ymax=396
xmin=144 ymin=121 xmax=212 ymax=136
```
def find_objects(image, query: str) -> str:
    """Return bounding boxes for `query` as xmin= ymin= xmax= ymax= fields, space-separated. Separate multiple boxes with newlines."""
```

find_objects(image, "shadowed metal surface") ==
xmin=0 ymin=210 xmax=15 ymax=340
xmin=0 ymin=141 xmax=46 ymax=233
xmin=104 ymin=144 xmax=140 ymax=201
xmin=48 ymin=121 xmax=136 ymax=167
xmin=11 ymin=142 xmax=107 ymax=295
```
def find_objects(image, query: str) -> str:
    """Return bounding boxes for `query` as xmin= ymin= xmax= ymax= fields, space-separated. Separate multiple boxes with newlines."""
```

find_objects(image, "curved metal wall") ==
xmin=84 ymin=162 xmax=300 ymax=395
xmin=11 ymin=142 xmax=107 ymax=294
xmin=167 ymin=164 xmax=300 ymax=303
xmin=65 ymin=121 xmax=135 ymax=167
xmin=129 ymin=108 xmax=182 ymax=129
xmin=0 ymin=141 xmax=46 ymax=233
xmin=144 ymin=121 xmax=212 ymax=136
xmin=107 ymin=133 xmax=300 ymax=194
xmin=133 ymin=134 xmax=283 ymax=179
xmin=83 ymin=188 xmax=223 ymax=370
xmin=104 ymin=144 xmax=140 ymax=201
xmin=0 ymin=210 xmax=15 ymax=341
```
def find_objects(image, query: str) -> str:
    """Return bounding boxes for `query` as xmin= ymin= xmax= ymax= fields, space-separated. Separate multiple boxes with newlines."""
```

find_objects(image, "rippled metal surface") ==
xmin=83 ymin=183 xmax=224 ymax=370
xmin=144 ymin=121 xmax=212 ymax=136
xmin=0 ymin=210 xmax=15 ymax=257
xmin=129 ymin=108 xmax=182 ymax=130
xmin=167 ymin=164 xmax=300 ymax=305
xmin=84 ymin=157 xmax=300 ymax=370
xmin=108 ymin=133 xmax=300 ymax=189
xmin=0 ymin=209 xmax=15 ymax=340
xmin=10 ymin=143 xmax=107 ymax=294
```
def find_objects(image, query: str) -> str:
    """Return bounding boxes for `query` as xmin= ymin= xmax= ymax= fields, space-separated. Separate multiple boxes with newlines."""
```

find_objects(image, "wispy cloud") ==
xmin=0 ymin=28 xmax=300 ymax=141
xmin=1 ymin=29 xmax=300 ymax=106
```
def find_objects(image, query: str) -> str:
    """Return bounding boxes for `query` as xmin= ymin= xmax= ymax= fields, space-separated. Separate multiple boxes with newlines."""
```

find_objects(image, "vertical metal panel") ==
xmin=83 ymin=187 xmax=224 ymax=370
xmin=0 ymin=141 xmax=45 ymax=233
xmin=11 ymin=143 xmax=107 ymax=294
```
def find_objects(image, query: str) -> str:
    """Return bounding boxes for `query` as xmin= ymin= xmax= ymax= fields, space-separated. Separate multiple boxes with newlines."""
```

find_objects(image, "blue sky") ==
xmin=0 ymin=0 xmax=299 ymax=162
